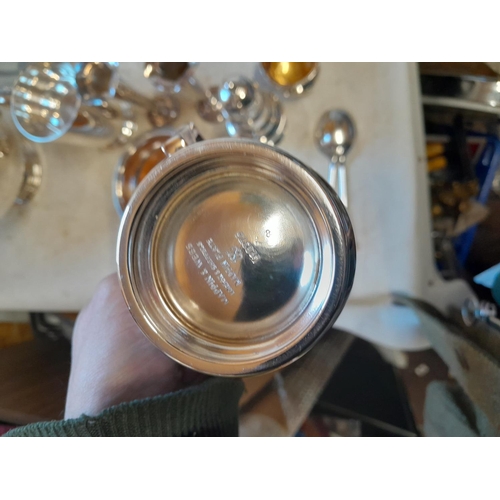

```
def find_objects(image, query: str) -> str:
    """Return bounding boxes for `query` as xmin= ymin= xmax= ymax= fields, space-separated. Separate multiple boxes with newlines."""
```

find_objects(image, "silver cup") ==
xmin=259 ymin=62 xmax=320 ymax=99
xmin=117 ymin=124 xmax=356 ymax=376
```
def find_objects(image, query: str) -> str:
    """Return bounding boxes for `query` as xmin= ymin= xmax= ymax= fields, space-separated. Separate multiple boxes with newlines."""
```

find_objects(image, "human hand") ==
xmin=65 ymin=273 xmax=205 ymax=419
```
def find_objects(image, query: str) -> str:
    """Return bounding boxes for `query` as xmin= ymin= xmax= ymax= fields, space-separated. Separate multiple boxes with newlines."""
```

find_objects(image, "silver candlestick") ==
xmin=218 ymin=76 xmax=286 ymax=146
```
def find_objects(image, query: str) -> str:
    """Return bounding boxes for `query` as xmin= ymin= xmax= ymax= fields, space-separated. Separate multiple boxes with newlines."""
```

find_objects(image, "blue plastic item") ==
xmin=454 ymin=135 xmax=500 ymax=265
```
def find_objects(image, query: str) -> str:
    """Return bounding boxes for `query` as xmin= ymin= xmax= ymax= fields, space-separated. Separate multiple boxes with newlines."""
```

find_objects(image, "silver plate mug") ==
xmin=117 ymin=124 xmax=356 ymax=376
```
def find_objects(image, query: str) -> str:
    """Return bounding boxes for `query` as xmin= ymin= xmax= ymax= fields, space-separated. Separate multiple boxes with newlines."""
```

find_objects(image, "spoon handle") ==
xmin=337 ymin=163 xmax=348 ymax=208
xmin=327 ymin=158 xmax=348 ymax=208
xmin=327 ymin=159 xmax=338 ymax=188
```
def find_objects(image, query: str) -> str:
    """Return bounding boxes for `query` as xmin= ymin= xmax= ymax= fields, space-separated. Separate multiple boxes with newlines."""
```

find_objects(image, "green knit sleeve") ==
xmin=4 ymin=378 xmax=244 ymax=437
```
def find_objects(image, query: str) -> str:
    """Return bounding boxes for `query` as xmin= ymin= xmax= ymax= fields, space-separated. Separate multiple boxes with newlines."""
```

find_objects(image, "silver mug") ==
xmin=117 ymin=124 xmax=356 ymax=376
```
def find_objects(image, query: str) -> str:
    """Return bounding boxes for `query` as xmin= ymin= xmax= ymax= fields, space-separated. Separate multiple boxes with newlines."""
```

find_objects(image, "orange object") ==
xmin=428 ymin=155 xmax=448 ymax=172
xmin=261 ymin=62 xmax=317 ymax=86
xmin=426 ymin=142 xmax=445 ymax=158
xmin=0 ymin=322 xmax=33 ymax=349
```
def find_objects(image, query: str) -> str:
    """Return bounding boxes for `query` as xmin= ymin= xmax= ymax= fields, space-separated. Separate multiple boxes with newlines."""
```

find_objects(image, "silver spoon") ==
xmin=314 ymin=109 xmax=355 ymax=208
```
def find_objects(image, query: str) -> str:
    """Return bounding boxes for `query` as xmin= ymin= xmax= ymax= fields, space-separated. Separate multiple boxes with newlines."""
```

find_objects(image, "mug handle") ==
xmin=161 ymin=122 xmax=203 ymax=158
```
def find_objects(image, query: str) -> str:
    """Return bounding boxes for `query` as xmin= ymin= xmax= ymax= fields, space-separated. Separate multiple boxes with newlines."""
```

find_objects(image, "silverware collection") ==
xmin=0 ymin=62 xmax=356 ymax=218
xmin=0 ymin=62 xmax=359 ymax=373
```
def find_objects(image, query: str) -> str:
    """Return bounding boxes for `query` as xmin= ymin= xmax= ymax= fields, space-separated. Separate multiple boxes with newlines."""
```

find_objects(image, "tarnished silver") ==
xmin=218 ymin=76 xmax=286 ymax=145
xmin=315 ymin=110 xmax=355 ymax=208
xmin=117 ymin=127 xmax=356 ymax=376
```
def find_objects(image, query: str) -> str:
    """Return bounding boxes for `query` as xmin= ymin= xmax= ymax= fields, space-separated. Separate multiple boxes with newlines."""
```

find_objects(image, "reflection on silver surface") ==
xmin=461 ymin=297 xmax=500 ymax=331
xmin=118 ymin=138 xmax=355 ymax=376
xmin=11 ymin=63 xmax=81 ymax=143
xmin=75 ymin=62 xmax=120 ymax=103
xmin=259 ymin=62 xmax=319 ymax=99
xmin=113 ymin=127 xmax=175 ymax=215
xmin=315 ymin=110 xmax=355 ymax=208
xmin=218 ymin=76 xmax=286 ymax=145
xmin=10 ymin=62 xmax=137 ymax=148
xmin=0 ymin=123 xmax=43 ymax=218
xmin=15 ymin=139 xmax=42 ymax=204
xmin=115 ymin=81 xmax=179 ymax=127
xmin=193 ymin=83 xmax=224 ymax=123
xmin=421 ymin=75 xmax=500 ymax=115
xmin=75 ymin=62 xmax=179 ymax=127
xmin=143 ymin=62 xmax=193 ymax=93
xmin=141 ymin=62 xmax=197 ymax=125
xmin=68 ymin=99 xmax=138 ymax=149
xmin=143 ymin=62 xmax=224 ymax=123
xmin=113 ymin=124 xmax=203 ymax=216
xmin=0 ymin=86 xmax=11 ymax=106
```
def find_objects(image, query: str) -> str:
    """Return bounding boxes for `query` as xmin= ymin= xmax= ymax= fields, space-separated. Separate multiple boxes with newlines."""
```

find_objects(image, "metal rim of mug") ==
xmin=117 ymin=138 xmax=355 ymax=376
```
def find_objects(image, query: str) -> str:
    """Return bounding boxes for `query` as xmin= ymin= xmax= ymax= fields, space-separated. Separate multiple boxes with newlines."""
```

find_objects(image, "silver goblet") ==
xmin=259 ymin=62 xmax=319 ymax=99
xmin=11 ymin=62 xmax=138 ymax=149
